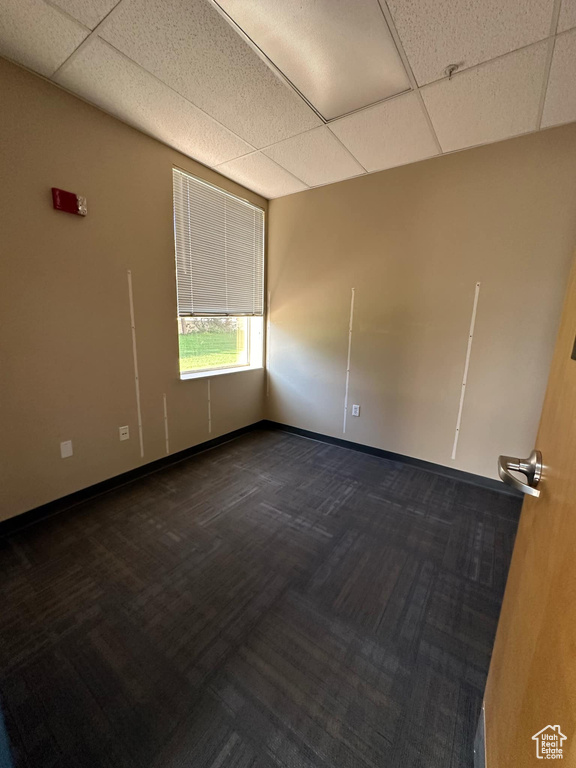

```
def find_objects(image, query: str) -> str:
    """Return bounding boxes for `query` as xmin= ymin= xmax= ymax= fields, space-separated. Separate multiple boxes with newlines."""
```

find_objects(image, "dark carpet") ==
xmin=0 ymin=429 xmax=521 ymax=768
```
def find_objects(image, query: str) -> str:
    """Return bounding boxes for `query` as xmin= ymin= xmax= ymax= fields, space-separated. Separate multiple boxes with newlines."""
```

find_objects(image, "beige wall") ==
xmin=0 ymin=57 xmax=266 ymax=521
xmin=3 ymin=55 xmax=576 ymax=523
xmin=267 ymin=126 xmax=576 ymax=480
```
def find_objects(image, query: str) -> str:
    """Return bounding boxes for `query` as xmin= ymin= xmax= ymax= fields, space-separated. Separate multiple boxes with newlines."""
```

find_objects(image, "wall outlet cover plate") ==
xmin=60 ymin=440 xmax=73 ymax=458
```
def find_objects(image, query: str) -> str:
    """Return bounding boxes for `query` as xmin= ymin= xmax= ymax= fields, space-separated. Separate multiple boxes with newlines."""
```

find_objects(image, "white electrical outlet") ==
xmin=119 ymin=425 xmax=130 ymax=441
xmin=60 ymin=440 xmax=73 ymax=458
xmin=352 ymin=404 xmax=360 ymax=417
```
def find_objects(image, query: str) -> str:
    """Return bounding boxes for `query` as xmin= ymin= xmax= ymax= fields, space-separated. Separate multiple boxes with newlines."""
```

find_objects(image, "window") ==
xmin=172 ymin=168 xmax=265 ymax=378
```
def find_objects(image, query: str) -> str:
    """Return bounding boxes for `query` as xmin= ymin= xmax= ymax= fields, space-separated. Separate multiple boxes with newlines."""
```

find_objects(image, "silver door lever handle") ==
xmin=497 ymin=450 xmax=542 ymax=497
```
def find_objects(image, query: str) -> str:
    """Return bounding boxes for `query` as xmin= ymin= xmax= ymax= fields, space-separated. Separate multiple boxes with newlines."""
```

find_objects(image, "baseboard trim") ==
xmin=262 ymin=420 xmax=522 ymax=498
xmin=1 ymin=418 xmax=520 ymax=537
xmin=0 ymin=421 xmax=267 ymax=538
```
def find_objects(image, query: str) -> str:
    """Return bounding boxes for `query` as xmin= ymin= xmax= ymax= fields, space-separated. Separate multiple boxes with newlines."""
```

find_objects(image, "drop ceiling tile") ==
xmin=263 ymin=127 xmax=365 ymax=187
xmin=541 ymin=29 xmax=576 ymax=128
xmin=99 ymin=0 xmax=321 ymax=148
xmin=0 ymin=0 xmax=88 ymax=76
xmin=421 ymin=42 xmax=548 ymax=153
xmin=217 ymin=153 xmax=307 ymax=199
xmin=214 ymin=0 xmax=410 ymax=120
xmin=558 ymin=0 xmax=576 ymax=32
xmin=50 ymin=0 xmax=118 ymax=29
xmin=329 ymin=92 xmax=439 ymax=173
xmin=386 ymin=0 xmax=553 ymax=85
xmin=54 ymin=38 xmax=253 ymax=166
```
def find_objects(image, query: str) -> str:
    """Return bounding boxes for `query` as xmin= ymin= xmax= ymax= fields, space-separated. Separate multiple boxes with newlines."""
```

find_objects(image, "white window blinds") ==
xmin=173 ymin=168 xmax=264 ymax=316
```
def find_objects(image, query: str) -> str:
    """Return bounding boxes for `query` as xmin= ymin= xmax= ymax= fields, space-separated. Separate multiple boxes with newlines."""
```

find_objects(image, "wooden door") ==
xmin=484 ymin=255 xmax=576 ymax=766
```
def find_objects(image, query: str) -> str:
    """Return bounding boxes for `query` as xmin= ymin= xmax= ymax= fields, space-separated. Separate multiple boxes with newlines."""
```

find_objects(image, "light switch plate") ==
xmin=60 ymin=440 xmax=73 ymax=458
xmin=119 ymin=425 xmax=129 ymax=441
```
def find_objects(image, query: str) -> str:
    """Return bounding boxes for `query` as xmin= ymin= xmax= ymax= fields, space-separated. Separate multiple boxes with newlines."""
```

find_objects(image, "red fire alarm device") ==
xmin=51 ymin=188 xmax=87 ymax=217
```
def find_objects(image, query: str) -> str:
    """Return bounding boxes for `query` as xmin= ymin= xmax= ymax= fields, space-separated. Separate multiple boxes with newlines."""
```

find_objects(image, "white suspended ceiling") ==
xmin=0 ymin=0 xmax=575 ymax=199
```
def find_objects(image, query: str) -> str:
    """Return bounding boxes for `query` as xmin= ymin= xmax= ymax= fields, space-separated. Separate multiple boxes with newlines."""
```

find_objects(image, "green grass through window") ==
xmin=178 ymin=331 xmax=244 ymax=371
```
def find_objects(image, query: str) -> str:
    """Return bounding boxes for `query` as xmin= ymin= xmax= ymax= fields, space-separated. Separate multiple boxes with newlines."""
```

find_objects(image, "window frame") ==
xmin=178 ymin=316 xmax=263 ymax=379
xmin=172 ymin=167 xmax=266 ymax=381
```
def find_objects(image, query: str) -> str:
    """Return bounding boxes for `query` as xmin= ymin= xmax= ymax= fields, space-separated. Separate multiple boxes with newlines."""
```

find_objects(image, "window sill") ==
xmin=180 ymin=365 xmax=263 ymax=381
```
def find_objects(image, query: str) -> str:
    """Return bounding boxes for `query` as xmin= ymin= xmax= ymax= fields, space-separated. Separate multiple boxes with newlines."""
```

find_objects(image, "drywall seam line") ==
xmin=451 ymin=282 xmax=481 ymax=460
xmin=266 ymin=290 xmax=271 ymax=398
xmin=163 ymin=393 xmax=170 ymax=455
xmin=127 ymin=270 xmax=144 ymax=458
xmin=342 ymin=287 xmax=356 ymax=434
xmin=207 ymin=379 xmax=212 ymax=434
